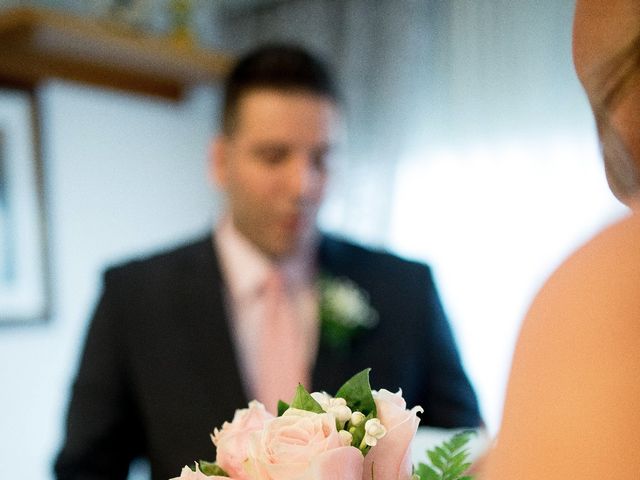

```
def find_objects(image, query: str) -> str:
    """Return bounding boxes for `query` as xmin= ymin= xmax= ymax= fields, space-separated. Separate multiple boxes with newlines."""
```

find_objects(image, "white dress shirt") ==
xmin=213 ymin=215 xmax=320 ymax=399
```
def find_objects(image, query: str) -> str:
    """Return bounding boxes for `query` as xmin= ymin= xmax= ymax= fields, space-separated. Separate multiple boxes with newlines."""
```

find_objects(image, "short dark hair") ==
xmin=221 ymin=44 xmax=340 ymax=134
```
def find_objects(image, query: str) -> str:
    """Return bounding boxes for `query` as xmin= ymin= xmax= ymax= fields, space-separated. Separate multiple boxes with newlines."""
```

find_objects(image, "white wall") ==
xmin=0 ymin=81 xmax=220 ymax=480
xmin=387 ymin=137 xmax=626 ymax=432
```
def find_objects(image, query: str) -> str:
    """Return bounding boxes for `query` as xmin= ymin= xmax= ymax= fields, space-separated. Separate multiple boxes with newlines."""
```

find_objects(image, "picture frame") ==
xmin=0 ymin=89 xmax=48 ymax=323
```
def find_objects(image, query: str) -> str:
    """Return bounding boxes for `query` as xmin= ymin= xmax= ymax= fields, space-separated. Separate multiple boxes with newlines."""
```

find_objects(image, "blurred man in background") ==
xmin=55 ymin=44 xmax=482 ymax=480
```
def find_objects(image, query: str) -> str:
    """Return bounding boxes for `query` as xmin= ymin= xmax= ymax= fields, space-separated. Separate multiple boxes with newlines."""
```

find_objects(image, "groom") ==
xmin=55 ymin=44 xmax=482 ymax=480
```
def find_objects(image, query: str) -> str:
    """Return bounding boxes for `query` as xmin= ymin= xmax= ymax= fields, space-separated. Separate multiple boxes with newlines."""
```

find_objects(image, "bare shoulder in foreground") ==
xmin=482 ymin=211 xmax=640 ymax=479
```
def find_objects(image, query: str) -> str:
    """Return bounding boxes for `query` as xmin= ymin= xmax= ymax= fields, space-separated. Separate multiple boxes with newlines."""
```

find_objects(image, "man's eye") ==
xmin=311 ymin=148 xmax=330 ymax=172
xmin=255 ymin=147 xmax=288 ymax=165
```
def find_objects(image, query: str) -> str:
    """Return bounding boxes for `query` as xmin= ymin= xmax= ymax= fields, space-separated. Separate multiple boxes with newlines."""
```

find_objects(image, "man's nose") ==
xmin=286 ymin=155 xmax=324 ymax=198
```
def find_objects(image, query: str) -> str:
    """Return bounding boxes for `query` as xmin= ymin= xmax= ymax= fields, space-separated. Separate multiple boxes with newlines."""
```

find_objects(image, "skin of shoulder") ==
xmin=482 ymin=211 xmax=640 ymax=479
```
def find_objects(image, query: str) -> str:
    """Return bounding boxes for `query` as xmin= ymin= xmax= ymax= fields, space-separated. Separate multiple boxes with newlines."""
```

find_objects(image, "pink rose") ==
xmin=212 ymin=401 xmax=275 ymax=479
xmin=246 ymin=408 xmax=364 ymax=480
xmin=362 ymin=389 xmax=423 ymax=480
xmin=170 ymin=464 xmax=227 ymax=480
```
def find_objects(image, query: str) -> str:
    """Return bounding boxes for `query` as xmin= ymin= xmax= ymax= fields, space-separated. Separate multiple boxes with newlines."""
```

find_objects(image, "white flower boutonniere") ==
xmin=319 ymin=275 xmax=378 ymax=349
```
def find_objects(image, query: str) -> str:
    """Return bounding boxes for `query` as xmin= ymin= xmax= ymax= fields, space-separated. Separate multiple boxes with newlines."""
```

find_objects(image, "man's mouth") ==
xmin=278 ymin=211 xmax=315 ymax=233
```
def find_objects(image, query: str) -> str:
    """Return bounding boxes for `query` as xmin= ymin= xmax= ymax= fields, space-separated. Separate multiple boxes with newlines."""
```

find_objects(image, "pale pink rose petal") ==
xmin=362 ymin=413 xmax=419 ymax=480
xmin=373 ymin=389 xmax=408 ymax=425
xmin=248 ymin=409 xmax=362 ymax=480
xmin=263 ymin=461 xmax=309 ymax=480
xmin=307 ymin=446 xmax=364 ymax=480
xmin=362 ymin=390 xmax=423 ymax=480
xmin=213 ymin=401 xmax=274 ymax=480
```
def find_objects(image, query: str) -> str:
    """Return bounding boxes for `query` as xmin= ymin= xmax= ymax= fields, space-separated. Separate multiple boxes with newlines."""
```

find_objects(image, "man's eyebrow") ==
xmin=251 ymin=142 xmax=290 ymax=151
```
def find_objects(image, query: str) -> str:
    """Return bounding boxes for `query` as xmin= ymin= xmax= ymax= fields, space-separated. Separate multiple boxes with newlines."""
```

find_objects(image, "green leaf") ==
xmin=417 ymin=430 xmax=477 ymax=480
xmin=198 ymin=460 xmax=228 ymax=477
xmin=435 ymin=446 xmax=448 ymax=460
xmin=427 ymin=449 xmax=445 ymax=470
xmin=449 ymin=450 xmax=470 ymax=467
xmin=290 ymin=384 xmax=324 ymax=413
xmin=443 ymin=462 xmax=471 ymax=480
xmin=335 ymin=368 xmax=376 ymax=417
xmin=446 ymin=430 xmax=473 ymax=453
xmin=277 ymin=400 xmax=290 ymax=417
xmin=321 ymin=318 xmax=354 ymax=350
xmin=414 ymin=463 xmax=440 ymax=480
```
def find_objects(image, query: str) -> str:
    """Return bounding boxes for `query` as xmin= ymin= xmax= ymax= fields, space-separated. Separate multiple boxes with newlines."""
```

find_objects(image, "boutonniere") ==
xmin=319 ymin=274 xmax=378 ymax=350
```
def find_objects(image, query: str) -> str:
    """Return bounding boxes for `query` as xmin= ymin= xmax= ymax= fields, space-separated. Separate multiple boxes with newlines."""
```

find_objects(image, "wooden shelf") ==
xmin=0 ymin=7 xmax=233 ymax=100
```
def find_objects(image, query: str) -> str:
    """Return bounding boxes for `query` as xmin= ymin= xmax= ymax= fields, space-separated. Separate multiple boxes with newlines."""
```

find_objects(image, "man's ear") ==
xmin=208 ymin=135 xmax=228 ymax=189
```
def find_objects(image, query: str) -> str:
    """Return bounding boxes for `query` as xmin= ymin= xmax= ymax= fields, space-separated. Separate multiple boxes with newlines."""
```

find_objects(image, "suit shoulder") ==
xmin=103 ymin=235 xmax=214 ymax=284
xmin=321 ymin=235 xmax=431 ymax=277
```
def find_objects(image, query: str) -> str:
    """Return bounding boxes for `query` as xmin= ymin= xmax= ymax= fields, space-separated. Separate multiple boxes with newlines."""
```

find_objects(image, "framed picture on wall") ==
xmin=0 ymin=89 xmax=48 ymax=323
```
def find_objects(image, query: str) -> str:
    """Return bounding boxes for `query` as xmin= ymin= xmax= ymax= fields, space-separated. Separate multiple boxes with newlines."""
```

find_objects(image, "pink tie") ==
xmin=254 ymin=268 xmax=309 ymax=413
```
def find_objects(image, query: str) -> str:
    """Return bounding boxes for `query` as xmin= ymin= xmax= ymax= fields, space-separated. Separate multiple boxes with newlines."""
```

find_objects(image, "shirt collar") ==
xmin=214 ymin=215 xmax=318 ymax=300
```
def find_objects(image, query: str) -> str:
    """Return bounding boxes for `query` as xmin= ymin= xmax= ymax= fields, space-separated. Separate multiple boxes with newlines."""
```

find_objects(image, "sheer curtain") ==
xmin=214 ymin=0 xmax=625 ymax=432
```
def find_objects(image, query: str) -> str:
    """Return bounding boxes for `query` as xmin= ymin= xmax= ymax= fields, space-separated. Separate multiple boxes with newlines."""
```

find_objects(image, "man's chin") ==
xmin=264 ymin=235 xmax=318 ymax=260
xmin=267 ymin=243 xmax=302 ymax=260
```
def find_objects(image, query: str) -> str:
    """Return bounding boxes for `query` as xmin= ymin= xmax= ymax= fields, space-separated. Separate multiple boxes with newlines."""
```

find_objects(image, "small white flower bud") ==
xmin=350 ymin=411 xmax=366 ymax=426
xmin=326 ymin=397 xmax=351 ymax=423
xmin=330 ymin=404 xmax=353 ymax=423
xmin=364 ymin=418 xmax=387 ymax=447
xmin=338 ymin=429 xmax=353 ymax=446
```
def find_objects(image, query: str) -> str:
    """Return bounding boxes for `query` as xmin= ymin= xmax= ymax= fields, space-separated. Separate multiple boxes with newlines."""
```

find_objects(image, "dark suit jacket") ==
xmin=55 ymin=234 xmax=481 ymax=480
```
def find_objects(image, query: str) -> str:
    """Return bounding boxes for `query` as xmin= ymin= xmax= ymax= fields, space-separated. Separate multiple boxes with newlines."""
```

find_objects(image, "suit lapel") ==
xmin=178 ymin=236 xmax=248 ymax=417
xmin=178 ymin=235 xmax=361 ymax=407
xmin=311 ymin=236 xmax=357 ymax=394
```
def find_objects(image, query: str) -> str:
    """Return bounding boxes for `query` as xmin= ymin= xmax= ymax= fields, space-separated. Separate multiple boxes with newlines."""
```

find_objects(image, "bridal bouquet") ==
xmin=171 ymin=369 xmax=473 ymax=480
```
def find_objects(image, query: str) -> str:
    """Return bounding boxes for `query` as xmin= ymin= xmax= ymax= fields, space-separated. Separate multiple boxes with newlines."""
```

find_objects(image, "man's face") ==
xmin=211 ymin=89 xmax=341 ymax=259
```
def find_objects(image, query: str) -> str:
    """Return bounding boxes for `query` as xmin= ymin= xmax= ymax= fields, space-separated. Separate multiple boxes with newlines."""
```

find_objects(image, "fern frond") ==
xmin=413 ymin=430 xmax=476 ymax=480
